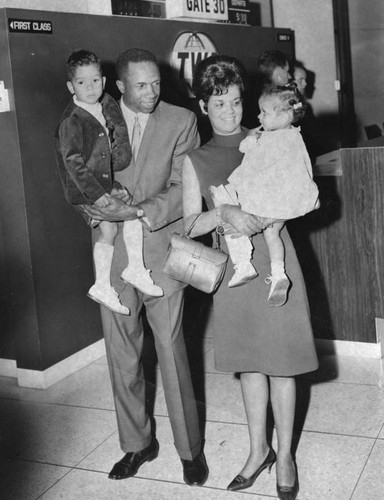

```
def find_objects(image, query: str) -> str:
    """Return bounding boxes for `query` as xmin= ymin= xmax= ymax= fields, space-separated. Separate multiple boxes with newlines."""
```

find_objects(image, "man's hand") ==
xmin=82 ymin=196 xmax=139 ymax=222
xmin=111 ymin=187 xmax=134 ymax=205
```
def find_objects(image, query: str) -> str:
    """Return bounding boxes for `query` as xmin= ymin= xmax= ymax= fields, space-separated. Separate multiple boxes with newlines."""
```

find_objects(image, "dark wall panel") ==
xmin=0 ymin=8 xmax=294 ymax=370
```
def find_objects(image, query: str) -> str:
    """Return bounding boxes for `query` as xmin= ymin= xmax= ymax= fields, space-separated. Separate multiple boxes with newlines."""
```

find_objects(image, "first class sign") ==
xmin=8 ymin=18 xmax=53 ymax=34
xmin=167 ymin=0 xmax=228 ymax=21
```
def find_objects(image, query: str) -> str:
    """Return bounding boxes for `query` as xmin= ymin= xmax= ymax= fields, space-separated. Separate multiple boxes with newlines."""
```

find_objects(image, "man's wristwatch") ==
xmin=136 ymin=206 xmax=145 ymax=219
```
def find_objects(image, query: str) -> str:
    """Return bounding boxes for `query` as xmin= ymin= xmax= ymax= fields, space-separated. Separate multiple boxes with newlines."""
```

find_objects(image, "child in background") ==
xmin=54 ymin=50 xmax=163 ymax=315
xmin=210 ymin=84 xmax=319 ymax=306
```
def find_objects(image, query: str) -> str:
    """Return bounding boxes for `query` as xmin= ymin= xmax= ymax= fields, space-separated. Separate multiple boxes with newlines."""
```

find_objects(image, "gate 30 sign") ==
xmin=167 ymin=0 xmax=228 ymax=21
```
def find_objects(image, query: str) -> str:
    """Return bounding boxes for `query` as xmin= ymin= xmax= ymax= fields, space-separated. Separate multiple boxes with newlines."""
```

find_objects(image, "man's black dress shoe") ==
xmin=181 ymin=451 xmax=209 ymax=486
xmin=108 ymin=438 xmax=159 ymax=480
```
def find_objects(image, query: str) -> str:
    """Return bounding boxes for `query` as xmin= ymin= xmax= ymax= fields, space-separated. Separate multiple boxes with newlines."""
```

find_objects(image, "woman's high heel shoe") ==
xmin=276 ymin=462 xmax=299 ymax=500
xmin=227 ymin=448 xmax=276 ymax=492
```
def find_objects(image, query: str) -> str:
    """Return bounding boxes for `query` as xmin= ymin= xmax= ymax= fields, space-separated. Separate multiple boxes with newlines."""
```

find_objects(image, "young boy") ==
xmin=54 ymin=50 xmax=163 ymax=315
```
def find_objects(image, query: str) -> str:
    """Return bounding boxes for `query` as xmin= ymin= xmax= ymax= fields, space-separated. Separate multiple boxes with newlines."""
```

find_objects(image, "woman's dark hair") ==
xmin=261 ymin=83 xmax=307 ymax=123
xmin=192 ymin=55 xmax=247 ymax=105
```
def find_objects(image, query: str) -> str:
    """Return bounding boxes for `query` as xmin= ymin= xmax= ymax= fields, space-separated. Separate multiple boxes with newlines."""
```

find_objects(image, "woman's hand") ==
xmin=82 ymin=196 xmax=138 ymax=222
xmin=221 ymin=204 xmax=264 ymax=236
xmin=254 ymin=215 xmax=285 ymax=228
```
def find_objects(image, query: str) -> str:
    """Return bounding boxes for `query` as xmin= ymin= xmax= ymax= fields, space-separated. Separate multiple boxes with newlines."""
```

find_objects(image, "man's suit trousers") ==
xmin=100 ymin=284 xmax=202 ymax=461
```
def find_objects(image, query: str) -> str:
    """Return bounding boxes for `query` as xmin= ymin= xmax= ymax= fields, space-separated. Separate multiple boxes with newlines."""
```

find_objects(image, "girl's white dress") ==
xmin=228 ymin=127 xmax=319 ymax=219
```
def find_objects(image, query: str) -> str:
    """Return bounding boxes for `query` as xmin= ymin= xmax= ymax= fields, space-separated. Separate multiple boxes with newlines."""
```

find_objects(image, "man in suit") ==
xmin=83 ymin=48 xmax=208 ymax=486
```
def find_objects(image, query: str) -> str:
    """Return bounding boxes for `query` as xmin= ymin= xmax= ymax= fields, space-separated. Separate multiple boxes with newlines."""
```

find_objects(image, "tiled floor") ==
xmin=1 ymin=292 xmax=384 ymax=500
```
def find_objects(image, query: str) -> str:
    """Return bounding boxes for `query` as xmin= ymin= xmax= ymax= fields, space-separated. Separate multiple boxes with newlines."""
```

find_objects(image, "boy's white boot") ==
xmin=120 ymin=220 xmax=164 ymax=297
xmin=265 ymin=260 xmax=290 ymax=306
xmin=88 ymin=242 xmax=130 ymax=315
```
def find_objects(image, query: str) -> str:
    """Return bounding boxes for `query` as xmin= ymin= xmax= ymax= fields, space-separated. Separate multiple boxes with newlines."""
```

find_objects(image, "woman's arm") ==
xmin=182 ymin=156 xmax=218 ymax=237
xmin=182 ymin=156 xmax=264 ymax=238
xmin=221 ymin=204 xmax=264 ymax=235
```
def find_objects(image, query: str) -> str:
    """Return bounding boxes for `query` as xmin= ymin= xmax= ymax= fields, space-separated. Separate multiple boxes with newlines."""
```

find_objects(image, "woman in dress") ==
xmin=182 ymin=55 xmax=318 ymax=500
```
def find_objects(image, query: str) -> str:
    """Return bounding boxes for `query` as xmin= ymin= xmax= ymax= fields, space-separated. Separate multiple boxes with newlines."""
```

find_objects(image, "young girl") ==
xmin=210 ymin=84 xmax=319 ymax=306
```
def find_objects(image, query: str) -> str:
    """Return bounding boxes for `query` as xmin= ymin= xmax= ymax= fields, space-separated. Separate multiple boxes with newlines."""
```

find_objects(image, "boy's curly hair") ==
xmin=261 ymin=83 xmax=306 ymax=123
xmin=66 ymin=49 xmax=101 ymax=80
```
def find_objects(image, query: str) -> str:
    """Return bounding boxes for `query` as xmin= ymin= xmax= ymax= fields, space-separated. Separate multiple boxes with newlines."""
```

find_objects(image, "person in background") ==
xmin=256 ymin=50 xmax=292 ymax=89
xmin=83 ymin=48 xmax=208 ymax=487
xmin=182 ymin=54 xmax=318 ymax=500
xmin=243 ymin=49 xmax=292 ymax=128
xmin=292 ymin=60 xmax=308 ymax=95
xmin=292 ymin=59 xmax=326 ymax=161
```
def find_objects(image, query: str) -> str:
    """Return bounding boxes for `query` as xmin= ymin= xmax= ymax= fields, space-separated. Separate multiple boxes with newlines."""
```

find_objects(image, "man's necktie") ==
xmin=131 ymin=114 xmax=141 ymax=162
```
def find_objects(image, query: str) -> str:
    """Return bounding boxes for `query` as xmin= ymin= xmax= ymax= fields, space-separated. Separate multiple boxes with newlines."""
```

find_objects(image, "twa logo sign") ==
xmin=171 ymin=32 xmax=217 ymax=96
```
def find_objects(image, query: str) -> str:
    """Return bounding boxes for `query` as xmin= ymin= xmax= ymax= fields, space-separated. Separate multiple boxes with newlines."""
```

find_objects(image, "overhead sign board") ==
xmin=166 ymin=0 xmax=228 ymax=21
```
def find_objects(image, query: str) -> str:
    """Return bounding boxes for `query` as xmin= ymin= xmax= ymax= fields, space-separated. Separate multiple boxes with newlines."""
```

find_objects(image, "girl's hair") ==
xmin=66 ymin=50 xmax=101 ymax=80
xmin=192 ymin=55 xmax=247 ymax=105
xmin=261 ymin=83 xmax=306 ymax=123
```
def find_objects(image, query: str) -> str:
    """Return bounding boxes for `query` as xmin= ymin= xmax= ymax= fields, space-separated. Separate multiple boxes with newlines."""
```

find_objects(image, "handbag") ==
xmin=162 ymin=214 xmax=229 ymax=294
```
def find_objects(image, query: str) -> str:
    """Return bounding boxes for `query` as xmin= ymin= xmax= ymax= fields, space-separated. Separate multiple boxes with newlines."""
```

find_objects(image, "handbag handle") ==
xmin=184 ymin=213 xmax=222 ymax=250
xmin=184 ymin=213 xmax=203 ymax=237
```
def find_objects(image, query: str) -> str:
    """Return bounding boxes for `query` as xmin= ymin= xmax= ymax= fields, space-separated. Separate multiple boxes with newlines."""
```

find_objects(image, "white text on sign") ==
xmin=166 ymin=0 xmax=228 ymax=21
